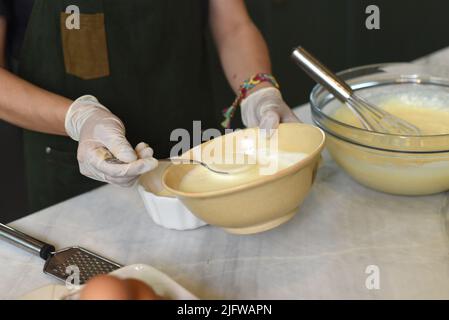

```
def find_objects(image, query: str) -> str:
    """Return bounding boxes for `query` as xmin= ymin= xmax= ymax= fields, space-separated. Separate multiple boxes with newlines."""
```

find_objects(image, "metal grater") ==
xmin=0 ymin=223 xmax=122 ymax=285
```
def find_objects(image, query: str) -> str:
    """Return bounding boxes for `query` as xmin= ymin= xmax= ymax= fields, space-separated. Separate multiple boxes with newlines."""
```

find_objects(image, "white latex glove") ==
xmin=65 ymin=95 xmax=158 ymax=187
xmin=240 ymin=87 xmax=301 ymax=132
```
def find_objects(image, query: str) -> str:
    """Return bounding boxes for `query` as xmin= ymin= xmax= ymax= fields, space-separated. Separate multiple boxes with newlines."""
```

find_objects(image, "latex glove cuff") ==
xmin=65 ymin=95 xmax=111 ymax=141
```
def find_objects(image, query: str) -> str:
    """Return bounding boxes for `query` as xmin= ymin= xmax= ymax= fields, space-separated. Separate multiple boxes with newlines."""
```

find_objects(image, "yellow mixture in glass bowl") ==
xmin=310 ymin=63 xmax=449 ymax=196
xmin=326 ymin=93 xmax=449 ymax=195
xmin=333 ymin=98 xmax=449 ymax=135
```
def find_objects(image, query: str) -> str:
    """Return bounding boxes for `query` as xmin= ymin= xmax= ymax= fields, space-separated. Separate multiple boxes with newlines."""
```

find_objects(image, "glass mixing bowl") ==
xmin=310 ymin=63 xmax=449 ymax=195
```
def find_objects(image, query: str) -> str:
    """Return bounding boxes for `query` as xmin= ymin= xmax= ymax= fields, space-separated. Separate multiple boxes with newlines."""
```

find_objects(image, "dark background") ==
xmin=2 ymin=0 xmax=449 ymax=222
xmin=210 ymin=0 xmax=449 ymax=118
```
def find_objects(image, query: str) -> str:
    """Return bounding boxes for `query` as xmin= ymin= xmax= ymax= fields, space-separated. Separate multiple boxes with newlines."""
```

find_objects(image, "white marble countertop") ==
xmin=1 ymin=49 xmax=449 ymax=300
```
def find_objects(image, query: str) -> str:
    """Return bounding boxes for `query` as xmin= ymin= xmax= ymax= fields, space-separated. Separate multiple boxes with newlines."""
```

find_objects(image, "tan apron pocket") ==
xmin=60 ymin=12 xmax=110 ymax=80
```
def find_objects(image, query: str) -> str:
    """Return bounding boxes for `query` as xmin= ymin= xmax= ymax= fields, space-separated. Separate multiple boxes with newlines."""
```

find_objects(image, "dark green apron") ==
xmin=19 ymin=0 xmax=217 ymax=212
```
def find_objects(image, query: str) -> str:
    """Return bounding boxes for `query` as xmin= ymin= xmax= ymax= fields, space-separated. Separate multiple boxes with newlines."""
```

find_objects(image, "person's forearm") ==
xmin=0 ymin=16 xmax=70 ymax=134
xmin=210 ymin=2 xmax=272 ymax=93
xmin=0 ymin=68 xmax=71 ymax=135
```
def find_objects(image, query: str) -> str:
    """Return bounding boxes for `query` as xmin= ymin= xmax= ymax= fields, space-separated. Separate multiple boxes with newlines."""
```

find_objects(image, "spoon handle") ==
xmin=160 ymin=158 xmax=229 ymax=175
xmin=291 ymin=46 xmax=353 ymax=102
xmin=159 ymin=158 xmax=199 ymax=165
xmin=106 ymin=157 xmax=202 ymax=167
xmin=105 ymin=157 xmax=229 ymax=174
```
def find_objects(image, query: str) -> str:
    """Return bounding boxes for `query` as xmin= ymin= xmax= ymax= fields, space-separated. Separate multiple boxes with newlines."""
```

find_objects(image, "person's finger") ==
xmin=101 ymin=129 xmax=138 ymax=163
xmin=259 ymin=109 xmax=280 ymax=131
xmin=259 ymin=109 xmax=281 ymax=138
xmin=98 ymin=158 xmax=158 ymax=178
xmin=135 ymin=142 xmax=149 ymax=153
xmin=281 ymin=111 xmax=302 ymax=123
xmin=85 ymin=146 xmax=158 ymax=178
xmin=135 ymin=142 xmax=154 ymax=159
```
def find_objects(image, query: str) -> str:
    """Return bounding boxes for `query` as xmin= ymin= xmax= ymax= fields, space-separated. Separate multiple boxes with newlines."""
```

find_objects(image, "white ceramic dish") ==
xmin=137 ymin=162 xmax=207 ymax=231
xmin=20 ymin=264 xmax=198 ymax=300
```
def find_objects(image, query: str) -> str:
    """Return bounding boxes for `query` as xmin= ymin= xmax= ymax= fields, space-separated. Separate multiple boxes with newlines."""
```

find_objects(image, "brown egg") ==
xmin=80 ymin=275 xmax=165 ymax=300
xmin=124 ymin=279 xmax=162 ymax=300
xmin=80 ymin=275 xmax=133 ymax=300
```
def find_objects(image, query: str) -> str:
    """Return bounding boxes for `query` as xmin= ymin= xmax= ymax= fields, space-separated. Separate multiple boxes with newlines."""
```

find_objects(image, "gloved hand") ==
xmin=65 ymin=95 xmax=158 ymax=187
xmin=240 ymin=87 xmax=301 ymax=132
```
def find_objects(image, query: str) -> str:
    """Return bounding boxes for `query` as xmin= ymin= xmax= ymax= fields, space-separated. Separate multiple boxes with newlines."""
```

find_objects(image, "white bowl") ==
xmin=137 ymin=162 xmax=207 ymax=231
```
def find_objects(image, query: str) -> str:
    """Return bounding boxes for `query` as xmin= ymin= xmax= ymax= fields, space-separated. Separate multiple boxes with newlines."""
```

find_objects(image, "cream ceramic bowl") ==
xmin=311 ymin=63 xmax=449 ymax=195
xmin=162 ymin=123 xmax=326 ymax=235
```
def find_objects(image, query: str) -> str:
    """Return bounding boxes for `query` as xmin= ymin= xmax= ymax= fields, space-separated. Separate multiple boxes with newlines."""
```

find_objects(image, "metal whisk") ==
xmin=292 ymin=46 xmax=421 ymax=135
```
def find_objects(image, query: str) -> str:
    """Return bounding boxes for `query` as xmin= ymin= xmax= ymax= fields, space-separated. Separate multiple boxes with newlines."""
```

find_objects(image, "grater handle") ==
xmin=0 ymin=223 xmax=55 ymax=260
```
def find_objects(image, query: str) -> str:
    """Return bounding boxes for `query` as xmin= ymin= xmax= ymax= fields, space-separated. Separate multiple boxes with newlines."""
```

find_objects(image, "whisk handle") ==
xmin=0 ymin=223 xmax=55 ymax=260
xmin=292 ymin=46 xmax=354 ymax=101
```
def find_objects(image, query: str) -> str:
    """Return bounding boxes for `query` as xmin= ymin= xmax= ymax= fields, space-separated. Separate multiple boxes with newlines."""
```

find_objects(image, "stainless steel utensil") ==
xmin=106 ymin=156 xmax=249 ymax=175
xmin=0 ymin=223 xmax=121 ymax=284
xmin=159 ymin=158 xmax=231 ymax=174
xmin=291 ymin=46 xmax=421 ymax=135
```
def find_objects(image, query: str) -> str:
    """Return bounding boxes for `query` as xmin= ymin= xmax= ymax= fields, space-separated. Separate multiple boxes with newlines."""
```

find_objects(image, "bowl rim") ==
xmin=310 ymin=62 xmax=449 ymax=153
xmin=162 ymin=123 xmax=326 ymax=199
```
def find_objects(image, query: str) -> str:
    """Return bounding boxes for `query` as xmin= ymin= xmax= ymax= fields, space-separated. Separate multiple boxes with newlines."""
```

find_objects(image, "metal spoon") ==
xmin=160 ymin=158 xmax=231 ymax=175
xmin=105 ymin=156 xmax=236 ymax=175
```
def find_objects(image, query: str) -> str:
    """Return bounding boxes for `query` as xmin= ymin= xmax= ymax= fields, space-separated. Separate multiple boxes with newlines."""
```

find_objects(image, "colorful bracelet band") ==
xmin=221 ymin=73 xmax=280 ymax=129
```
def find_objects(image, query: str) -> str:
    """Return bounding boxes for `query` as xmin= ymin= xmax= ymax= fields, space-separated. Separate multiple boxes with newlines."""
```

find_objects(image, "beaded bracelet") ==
xmin=221 ymin=73 xmax=280 ymax=128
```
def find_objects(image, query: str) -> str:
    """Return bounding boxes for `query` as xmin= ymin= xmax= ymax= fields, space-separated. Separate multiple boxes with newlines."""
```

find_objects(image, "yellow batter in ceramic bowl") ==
xmin=163 ymin=123 xmax=325 ymax=234
xmin=311 ymin=63 xmax=449 ymax=195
